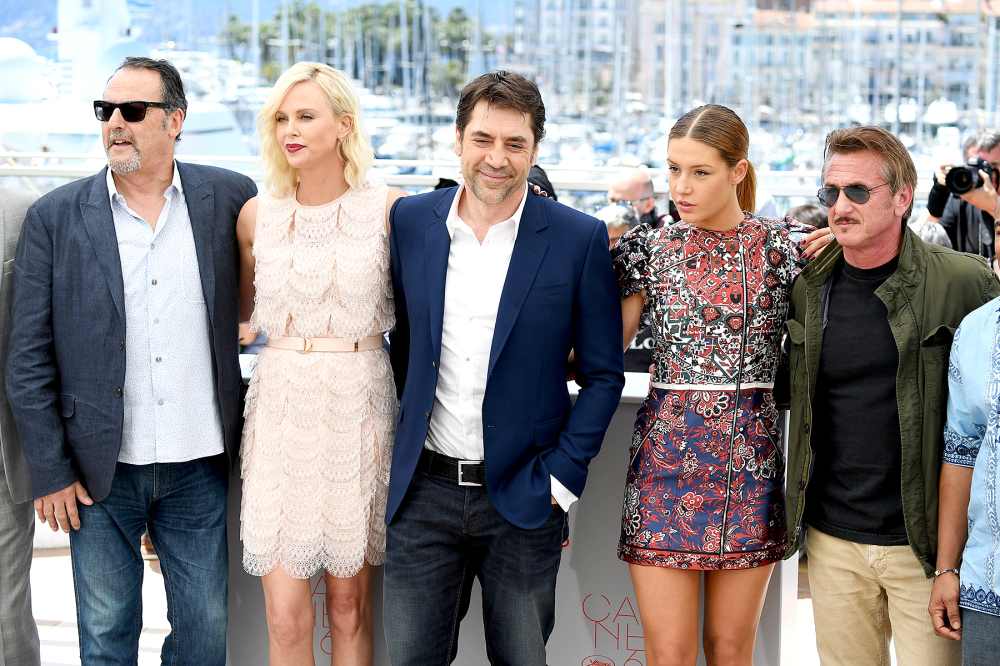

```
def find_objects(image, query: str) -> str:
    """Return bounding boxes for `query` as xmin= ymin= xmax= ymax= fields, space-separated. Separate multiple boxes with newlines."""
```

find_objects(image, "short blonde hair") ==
xmin=823 ymin=126 xmax=918 ymax=222
xmin=258 ymin=62 xmax=373 ymax=196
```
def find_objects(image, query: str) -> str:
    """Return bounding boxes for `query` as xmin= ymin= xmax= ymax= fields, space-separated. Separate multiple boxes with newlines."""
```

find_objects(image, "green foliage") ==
xmin=221 ymin=0 xmax=488 ymax=101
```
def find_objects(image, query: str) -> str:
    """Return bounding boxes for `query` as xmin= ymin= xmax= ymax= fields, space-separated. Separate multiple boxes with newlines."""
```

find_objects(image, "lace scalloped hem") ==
xmin=242 ymin=551 xmax=385 ymax=580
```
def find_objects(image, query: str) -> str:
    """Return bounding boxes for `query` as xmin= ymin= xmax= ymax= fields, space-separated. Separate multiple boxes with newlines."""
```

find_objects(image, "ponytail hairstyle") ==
xmin=669 ymin=104 xmax=755 ymax=213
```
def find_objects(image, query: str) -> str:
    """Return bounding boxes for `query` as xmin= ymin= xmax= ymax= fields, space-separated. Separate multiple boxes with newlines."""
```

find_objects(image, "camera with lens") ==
xmin=946 ymin=157 xmax=997 ymax=195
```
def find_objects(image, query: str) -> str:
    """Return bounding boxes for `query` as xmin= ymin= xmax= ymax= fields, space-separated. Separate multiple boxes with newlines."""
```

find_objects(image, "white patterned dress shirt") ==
xmin=107 ymin=165 xmax=224 ymax=464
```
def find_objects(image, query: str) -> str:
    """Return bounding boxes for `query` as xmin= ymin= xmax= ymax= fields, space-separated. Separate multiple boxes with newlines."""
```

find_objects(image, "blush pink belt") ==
xmin=266 ymin=335 xmax=383 ymax=353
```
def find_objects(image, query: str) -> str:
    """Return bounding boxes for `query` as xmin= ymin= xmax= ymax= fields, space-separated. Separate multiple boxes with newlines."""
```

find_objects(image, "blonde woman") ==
xmin=237 ymin=62 xmax=404 ymax=665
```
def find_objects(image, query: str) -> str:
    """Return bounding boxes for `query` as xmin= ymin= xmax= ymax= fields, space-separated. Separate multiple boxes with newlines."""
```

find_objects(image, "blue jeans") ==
xmin=70 ymin=457 xmax=228 ymax=666
xmin=961 ymin=608 xmax=1000 ymax=666
xmin=383 ymin=469 xmax=567 ymax=666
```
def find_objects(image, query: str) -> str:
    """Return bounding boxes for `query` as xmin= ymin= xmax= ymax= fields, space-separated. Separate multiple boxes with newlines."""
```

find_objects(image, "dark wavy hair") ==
xmin=456 ymin=71 xmax=545 ymax=146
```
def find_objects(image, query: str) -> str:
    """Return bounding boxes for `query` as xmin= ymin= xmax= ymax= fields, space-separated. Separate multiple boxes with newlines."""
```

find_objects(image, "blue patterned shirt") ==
xmin=944 ymin=297 xmax=1000 ymax=616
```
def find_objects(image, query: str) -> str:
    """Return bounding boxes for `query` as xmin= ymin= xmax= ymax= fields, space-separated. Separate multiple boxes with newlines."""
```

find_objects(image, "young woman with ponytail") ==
xmin=611 ymin=104 xmax=832 ymax=665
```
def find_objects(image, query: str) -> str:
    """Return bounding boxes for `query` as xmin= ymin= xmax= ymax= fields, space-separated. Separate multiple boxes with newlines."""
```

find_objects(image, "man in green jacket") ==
xmin=783 ymin=125 xmax=999 ymax=666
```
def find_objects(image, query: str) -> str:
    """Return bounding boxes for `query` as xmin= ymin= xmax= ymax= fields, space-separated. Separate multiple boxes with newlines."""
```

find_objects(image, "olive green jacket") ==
xmin=783 ymin=228 xmax=1000 ymax=575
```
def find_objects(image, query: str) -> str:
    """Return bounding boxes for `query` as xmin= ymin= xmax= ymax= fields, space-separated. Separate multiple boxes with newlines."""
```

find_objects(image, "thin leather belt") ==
xmin=419 ymin=448 xmax=485 ymax=487
xmin=266 ymin=335 xmax=383 ymax=353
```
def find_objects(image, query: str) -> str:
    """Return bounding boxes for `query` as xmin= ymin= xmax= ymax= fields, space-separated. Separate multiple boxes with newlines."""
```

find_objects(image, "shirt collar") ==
xmin=107 ymin=161 xmax=183 ymax=207
xmin=444 ymin=183 xmax=529 ymax=240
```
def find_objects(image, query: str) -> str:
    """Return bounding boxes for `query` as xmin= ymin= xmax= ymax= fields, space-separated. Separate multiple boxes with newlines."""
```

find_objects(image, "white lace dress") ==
xmin=240 ymin=184 xmax=397 ymax=579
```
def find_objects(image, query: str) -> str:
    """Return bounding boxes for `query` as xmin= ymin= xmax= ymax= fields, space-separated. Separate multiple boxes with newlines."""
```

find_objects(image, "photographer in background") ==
xmin=608 ymin=167 xmax=680 ymax=227
xmin=962 ymin=134 xmax=980 ymax=162
xmin=928 ymin=130 xmax=1000 ymax=261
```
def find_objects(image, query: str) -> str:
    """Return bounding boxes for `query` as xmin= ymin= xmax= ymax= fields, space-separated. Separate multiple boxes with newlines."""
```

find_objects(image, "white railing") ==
xmin=0 ymin=153 xmax=933 ymax=202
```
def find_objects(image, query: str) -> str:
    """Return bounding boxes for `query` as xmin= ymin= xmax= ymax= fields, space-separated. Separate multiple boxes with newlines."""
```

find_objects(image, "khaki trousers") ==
xmin=805 ymin=527 xmax=960 ymax=666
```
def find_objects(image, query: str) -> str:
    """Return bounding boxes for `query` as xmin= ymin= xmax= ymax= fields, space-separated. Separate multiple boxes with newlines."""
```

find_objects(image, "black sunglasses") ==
xmin=817 ymin=182 xmax=889 ymax=207
xmin=93 ymin=100 xmax=172 ymax=123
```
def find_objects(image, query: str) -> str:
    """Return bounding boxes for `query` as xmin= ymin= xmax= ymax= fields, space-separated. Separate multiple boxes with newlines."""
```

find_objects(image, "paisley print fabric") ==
xmin=614 ymin=214 xmax=810 ymax=569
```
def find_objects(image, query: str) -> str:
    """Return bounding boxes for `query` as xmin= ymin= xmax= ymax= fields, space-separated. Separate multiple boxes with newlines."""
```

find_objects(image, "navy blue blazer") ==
xmin=5 ymin=163 xmax=256 ymax=501
xmin=387 ymin=187 xmax=625 ymax=529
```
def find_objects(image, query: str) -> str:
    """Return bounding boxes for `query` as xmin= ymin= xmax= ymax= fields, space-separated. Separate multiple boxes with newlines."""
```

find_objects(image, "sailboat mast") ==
xmin=279 ymin=0 xmax=290 ymax=73
xmin=893 ymin=0 xmax=902 ymax=135
xmin=400 ymin=0 xmax=411 ymax=104
xmin=251 ymin=0 xmax=260 ymax=81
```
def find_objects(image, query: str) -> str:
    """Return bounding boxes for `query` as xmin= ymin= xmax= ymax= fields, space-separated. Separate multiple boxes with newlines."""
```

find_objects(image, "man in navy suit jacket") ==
xmin=384 ymin=71 xmax=625 ymax=665
xmin=5 ymin=58 xmax=254 ymax=665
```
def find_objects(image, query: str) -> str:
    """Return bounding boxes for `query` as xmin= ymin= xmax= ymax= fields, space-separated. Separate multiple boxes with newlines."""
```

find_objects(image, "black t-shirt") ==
xmin=806 ymin=256 xmax=908 ymax=546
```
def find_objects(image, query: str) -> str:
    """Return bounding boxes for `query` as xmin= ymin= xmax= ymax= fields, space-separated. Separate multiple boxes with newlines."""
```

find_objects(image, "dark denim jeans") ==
xmin=383 ymin=469 xmax=566 ymax=666
xmin=69 ymin=457 xmax=228 ymax=666
xmin=961 ymin=608 xmax=1000 ymax=666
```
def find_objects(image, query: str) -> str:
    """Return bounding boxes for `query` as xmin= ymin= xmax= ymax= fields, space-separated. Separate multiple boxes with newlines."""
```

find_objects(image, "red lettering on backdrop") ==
xmin=582 ymin=593 xmax=612 ymax=623
xmin=580 ymin=593 xmax=645 ymax=665
xmin=312 ymin=578 xmax=332 ymax=654
xmin=614 ymin=597 xmax=638 ymax=624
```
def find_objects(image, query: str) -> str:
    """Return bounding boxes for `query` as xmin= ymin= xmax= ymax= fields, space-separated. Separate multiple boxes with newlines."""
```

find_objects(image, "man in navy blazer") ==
xmin=384 ymin=71 xmax=625 ymax=665
xmin=5 ymin=58 xmax=254 ymax=665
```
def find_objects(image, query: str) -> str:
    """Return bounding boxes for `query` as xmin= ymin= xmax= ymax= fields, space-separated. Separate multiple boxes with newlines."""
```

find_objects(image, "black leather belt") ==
xmin=419 ymin=448 xmax=485 ymax=487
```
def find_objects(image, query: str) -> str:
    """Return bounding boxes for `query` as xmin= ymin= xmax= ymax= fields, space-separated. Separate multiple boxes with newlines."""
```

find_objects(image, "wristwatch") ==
xmin=934 ymin=567 xmax=960 ymax=578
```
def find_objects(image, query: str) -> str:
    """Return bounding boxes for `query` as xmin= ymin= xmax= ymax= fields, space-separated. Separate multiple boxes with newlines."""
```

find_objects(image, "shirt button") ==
xmin=153 ymin=318 xmax=159 ymax=324
xmin=113 ymin=387 xmax=122 ymax=397
xmin=119 ymin=341 xmax=125 ymax=351
xmin=155 ymin=356 xmax=162 ymax=363
xmin=431 ymin=361 xmax=437 ymax=368
xmin=151 ymin=279 xmax=158 ymax=286
xmin=150 ymin=243 xmax=156 ymax=250
xmin=804 ymin=424 xmax=811 ymax=434
xmin=158 ymin=399 xmax=165 ymax=406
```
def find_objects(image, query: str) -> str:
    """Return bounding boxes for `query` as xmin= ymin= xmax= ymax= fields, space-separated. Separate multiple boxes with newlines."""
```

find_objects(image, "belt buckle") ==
xmin=457 ymin=460 xmax=482 ymax=487
xmin=299 ymin=337 xmax=313 ymax=354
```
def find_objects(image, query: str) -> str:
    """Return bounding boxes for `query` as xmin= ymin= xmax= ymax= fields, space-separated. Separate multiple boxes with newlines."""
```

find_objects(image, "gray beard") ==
xmin=107 ymin=147 xmax=142 ymax=174
xmin=466 ymin=173 xmax=518 ymax=206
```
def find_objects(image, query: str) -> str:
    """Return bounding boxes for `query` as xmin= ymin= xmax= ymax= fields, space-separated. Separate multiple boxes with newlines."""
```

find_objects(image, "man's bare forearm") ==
xmin=936 ymin=463 xmax=974 ymax=569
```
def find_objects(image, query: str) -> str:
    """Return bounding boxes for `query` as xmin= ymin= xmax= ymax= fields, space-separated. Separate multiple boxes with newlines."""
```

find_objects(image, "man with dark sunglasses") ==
xmin=5 ymin=56 xmax=255 ymax=665
xmin=782 ymin=126 xmax=999 ymax=666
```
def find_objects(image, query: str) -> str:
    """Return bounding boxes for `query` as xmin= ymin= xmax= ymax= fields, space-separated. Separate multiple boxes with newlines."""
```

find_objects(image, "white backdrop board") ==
xmin=227 ymin=369 xmax=798 ymax=665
